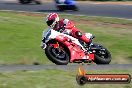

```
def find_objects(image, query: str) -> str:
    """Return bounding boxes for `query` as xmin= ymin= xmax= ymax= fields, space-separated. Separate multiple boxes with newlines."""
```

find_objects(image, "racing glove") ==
xmin=57 ymin=24 xmax=66 ymax=33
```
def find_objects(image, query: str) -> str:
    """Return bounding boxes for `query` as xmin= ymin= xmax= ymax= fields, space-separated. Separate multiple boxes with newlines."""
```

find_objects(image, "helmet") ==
xmin=46 ymin=13 xmax=59 ymax=28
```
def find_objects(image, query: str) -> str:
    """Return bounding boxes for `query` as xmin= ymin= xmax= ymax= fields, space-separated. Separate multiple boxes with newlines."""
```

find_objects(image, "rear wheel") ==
xmin=93 ymin=44 xmax=111 ymax=64
xmin=57 ymin=6 xmax=64 ymax=11
xmin=73 ymin=5 xmax=79 ymax=11
xmin=34 ymin=0 xmax=41 ymax=4
xmin=45 ymin=42 xmax=69 ymax=65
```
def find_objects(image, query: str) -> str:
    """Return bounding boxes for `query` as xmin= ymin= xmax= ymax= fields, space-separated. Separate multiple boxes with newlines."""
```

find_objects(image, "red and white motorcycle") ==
xmin=41 ymin=28 xmax=111 ymax=65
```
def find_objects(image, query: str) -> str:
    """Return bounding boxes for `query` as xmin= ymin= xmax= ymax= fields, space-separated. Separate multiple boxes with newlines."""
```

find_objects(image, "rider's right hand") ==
xmin=57 ymin=27 xmax=65 ymax=32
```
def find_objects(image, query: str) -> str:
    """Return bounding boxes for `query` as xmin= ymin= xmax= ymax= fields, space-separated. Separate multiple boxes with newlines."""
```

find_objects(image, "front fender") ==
xmin=54 ymin=36 xmax=86 ymax=62
xmin=41 ymin=42 xmax=47 ymax=49
xmin=49 ymin=35 xmax=90 ymax=63
xmin=46 ymin=38 xmax=71 ymax=59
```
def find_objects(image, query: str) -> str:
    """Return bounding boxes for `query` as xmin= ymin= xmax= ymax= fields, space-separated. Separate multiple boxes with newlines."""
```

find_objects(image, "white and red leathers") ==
xmin=46 ymin=12 xmax=90 ymax=45
xmin=53 ymin=19 xmax=90 ymax=44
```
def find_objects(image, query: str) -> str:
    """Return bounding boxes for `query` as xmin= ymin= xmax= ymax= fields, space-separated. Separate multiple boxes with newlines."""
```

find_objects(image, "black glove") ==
xmin=58 ymin=27 xmax=65 ymax=32
xmin=91 ymin=35 xmax=95 ymax=39
xmin=57 ymin=24 xmax=66 ymax=32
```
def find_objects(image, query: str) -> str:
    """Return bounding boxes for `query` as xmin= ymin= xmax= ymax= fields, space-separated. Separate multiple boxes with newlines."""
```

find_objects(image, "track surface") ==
xmin=0 ymin=1 xmax=132 ymax=19
xmin=0 ymin=1 xmax=132 ymax=72
xmin=0 ymin=64 xmax=132 ymax=72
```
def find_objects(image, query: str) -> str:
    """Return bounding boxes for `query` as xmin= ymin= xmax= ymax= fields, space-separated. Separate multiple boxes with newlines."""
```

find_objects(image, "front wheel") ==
xmin=92 ymin=44 xmax=111 ymax=64
xmin=45 ymin=43 xmax=69 ymax=65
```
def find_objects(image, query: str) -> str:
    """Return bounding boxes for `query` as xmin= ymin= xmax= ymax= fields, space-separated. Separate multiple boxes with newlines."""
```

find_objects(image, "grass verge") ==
xmin=0 ymin=69 xmax=132 ymax=88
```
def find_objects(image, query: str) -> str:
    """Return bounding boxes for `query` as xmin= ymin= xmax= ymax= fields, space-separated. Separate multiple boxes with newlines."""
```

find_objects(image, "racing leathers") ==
xmin=53 ymin=19 xmax=92 ymax=46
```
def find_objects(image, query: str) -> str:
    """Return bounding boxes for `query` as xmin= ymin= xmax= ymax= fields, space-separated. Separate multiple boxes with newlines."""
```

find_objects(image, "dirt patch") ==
xmin=73 ymin=20 xmax=132 ymax=29
xmin=17 ymin=12 xmax=47 ymax=17
xmin=16 ymin=12 xmax=132 ymax=29
xmin=113 ymin=55 xmax=132 ymax=64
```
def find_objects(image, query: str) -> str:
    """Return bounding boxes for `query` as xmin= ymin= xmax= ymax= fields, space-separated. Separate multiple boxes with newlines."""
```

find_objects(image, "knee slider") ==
xmin=75 ymin=31 xmax=82 ymax=37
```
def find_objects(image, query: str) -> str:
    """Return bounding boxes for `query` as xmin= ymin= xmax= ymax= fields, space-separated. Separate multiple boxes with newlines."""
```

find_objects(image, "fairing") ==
xmin=41 ymin=28 xmax=94 ymax=62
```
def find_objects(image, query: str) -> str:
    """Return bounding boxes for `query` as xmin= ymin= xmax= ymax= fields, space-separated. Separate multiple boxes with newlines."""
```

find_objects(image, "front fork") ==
xmin=41 ymin=42 xmax=61 ymax=50
xmin=41 ymin=42 xmax=47 ymax=49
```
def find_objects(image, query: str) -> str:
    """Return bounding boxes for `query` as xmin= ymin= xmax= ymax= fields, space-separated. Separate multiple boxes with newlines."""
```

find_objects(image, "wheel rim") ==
xmin=96 ymin=48 xmax=109 ymax=59
xmin=50 ymin=46 xmax=66 ymax=60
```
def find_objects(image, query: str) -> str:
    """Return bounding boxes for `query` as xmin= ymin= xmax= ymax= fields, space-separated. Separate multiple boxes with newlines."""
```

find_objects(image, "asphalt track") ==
xmin=0 ymin=64 xmax=132 ymax=72
xmin=0 ymin=1 xmax=132 ymax=19
xmin=0 ymin=1 xmax=132 ymax=72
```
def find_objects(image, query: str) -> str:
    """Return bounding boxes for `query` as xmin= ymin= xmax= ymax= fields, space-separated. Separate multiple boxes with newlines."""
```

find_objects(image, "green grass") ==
xmin=0 ymin=69 xmax=132 ymax=88
xmin=0 ymin=11 xmax=132 ymax=64
xmin=0 ymin=11 xmax=48 ymax=65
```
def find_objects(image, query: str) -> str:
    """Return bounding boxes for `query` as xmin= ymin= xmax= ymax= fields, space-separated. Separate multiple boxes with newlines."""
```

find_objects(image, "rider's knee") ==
xmin=75 ymin=31 xmax=82 ymax=37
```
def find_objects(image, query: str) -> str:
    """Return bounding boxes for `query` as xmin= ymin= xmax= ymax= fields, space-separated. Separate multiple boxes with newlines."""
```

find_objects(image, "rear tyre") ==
xmin=73 ymin=6 xmax=79 ymax=11
xmin=57 ymin=6 xmax=64 ymax=11
xmin=93 ymin=44 xmax=111 ymax=64
xmin=45 ymin=43 xmax=69 ymax=65
xmin=34 ymin=1 xmax=41 ymax=4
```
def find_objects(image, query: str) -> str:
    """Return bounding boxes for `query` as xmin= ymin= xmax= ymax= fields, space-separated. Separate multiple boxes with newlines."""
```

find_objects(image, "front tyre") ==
xmin=93 ymin=44 xmax=111 ymax=64
xmin=45 ymin=43 xmax=69 ymax=65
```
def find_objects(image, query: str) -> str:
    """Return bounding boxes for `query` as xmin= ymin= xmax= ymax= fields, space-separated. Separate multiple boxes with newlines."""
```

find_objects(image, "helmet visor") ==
xmin=46 ymin=19 xmax=54 ymax=26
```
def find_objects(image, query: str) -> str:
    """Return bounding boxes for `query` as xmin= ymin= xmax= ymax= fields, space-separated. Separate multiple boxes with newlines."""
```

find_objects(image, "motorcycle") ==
xmin=19 ymin=0 xmax=41 ymax=4
xmin=41 ymin=28 xmax=111 ymax=65
xmin=54 ymin=0 xmax=78 ymax=11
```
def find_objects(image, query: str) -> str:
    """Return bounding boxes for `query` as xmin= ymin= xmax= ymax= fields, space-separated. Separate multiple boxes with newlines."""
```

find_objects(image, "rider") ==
xmin=45 ymin=12 xmax=92 ymax=47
